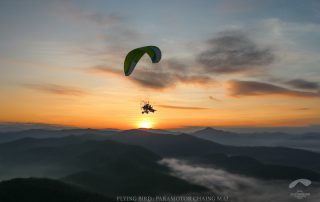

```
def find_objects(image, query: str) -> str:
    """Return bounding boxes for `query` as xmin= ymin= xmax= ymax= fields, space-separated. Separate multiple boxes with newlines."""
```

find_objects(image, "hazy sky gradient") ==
xmin=1 ymin=0 xmax=320 ymax=129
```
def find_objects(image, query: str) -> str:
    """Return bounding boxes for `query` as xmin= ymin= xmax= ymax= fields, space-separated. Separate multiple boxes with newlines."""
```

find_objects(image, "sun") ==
xmin=138 ymin=121 xmax=152 ymax=129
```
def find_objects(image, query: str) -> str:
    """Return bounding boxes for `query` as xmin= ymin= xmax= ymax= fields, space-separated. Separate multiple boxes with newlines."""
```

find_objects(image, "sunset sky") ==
xmin=1 ymin=0 xmax=320 ymax=129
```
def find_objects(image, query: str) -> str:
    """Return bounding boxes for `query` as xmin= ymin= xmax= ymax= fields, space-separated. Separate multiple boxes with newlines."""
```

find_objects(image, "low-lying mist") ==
xmin=160 ymin=158 xmax=320 ymax=202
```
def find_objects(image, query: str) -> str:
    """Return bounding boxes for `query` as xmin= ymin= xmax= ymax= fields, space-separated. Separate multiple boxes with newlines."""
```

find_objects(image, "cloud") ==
xmin=296 ymin=107 xmax=310 ymax=110
xmin=176 ymin=75 xmax=214 ymax=85
xmin=81 ymin=13 xmax=123 ymax=27
xmin=88 ymin=65 xmax=176 ymax=89
xmin=158 ymin=105 xmax=209 ymax=110
xmin=71 ymin=10 xmax=124 ymax=27
xmin=143 ymin=59 xmax=216 ymax=89
xmin=228 ymin=80 xmax=320 ymax=98
xmin=22 ymin=83 xmax=87 ymax=96
xmin=197 ymin=30 xmax=275 ymax=74
xmin=57 ymin=1 xmax=125 ymax=27
xmin=89 ymin=65 xmax=176 ymax=90
xmin=129 ymin=71 xmax=214 ymax=90
xmin=160 ymin=158 xmax=320 ymax=202
xmin=209 ymin=96 xmax=220 ymax=102
xmin=286 ymin=79 xmax=319 ymax=90
xmin=89 ymin=62 xmax=216 ymax=90
xmin=56 ymin=1 xmax=143 ymax=54
xmin=88 ymin=65 xmax=122 ymax=76
xmin=130 ymin=70 xmax=177 ymax=89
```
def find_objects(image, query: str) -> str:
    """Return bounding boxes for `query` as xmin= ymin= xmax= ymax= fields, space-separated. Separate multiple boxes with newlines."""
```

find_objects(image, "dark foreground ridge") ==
xmin=0 ymin=178 xmax=115 ymax=202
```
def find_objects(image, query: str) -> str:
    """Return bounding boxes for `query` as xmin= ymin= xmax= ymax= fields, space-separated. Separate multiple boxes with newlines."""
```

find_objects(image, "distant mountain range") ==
xmin=0 ymin=128 xmax=117 ymax=143
xmin=2 ymin=122 xmax=319 ymax=134
xmin=191 ymin=127 xmax=320 ymax=152
xmin=0 ymin=127 xmax=320 ymax=200
xmin=0 ymin=122 xmax=118 ymax=132
xmin=0 ymin=123 xmax=78 ymax=132
xmin=1 ymin=124 xmax=319 ymax=152
xmin=106 ymin=129 xmax=320 ymax=176
xmin=1 ymin=128 xmax=320 ymax=175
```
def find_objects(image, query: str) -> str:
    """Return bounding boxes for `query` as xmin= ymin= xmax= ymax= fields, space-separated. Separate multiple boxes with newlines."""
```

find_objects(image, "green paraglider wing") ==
xmin=124 ymin=46 xmax=161 ymax=76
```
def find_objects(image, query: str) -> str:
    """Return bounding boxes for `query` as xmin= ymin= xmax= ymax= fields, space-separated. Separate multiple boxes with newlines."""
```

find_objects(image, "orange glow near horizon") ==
xmin=136 ymin=116 xmax=155 ymax=129
xmin=138 ymin=121 xmax=152 ymax=129
xmin=1 ymin=65 xmax=320 ymax=130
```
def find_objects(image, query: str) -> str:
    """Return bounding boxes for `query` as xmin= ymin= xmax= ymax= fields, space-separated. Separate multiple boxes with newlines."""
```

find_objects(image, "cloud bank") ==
xmin=285 ymin=79 xmax=319 ymax=90
xmin=228 ymin=80 xmax=320 ymax=98
xmin=158 ymin=105 xmax=209 ymax=110
xmin=197 ymin=31 xmax=275 ymax=74
xmin=22 ymin=83 xmax=87 ymax=96
xmin=90 ymin=61 xmax=216 ymax=90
